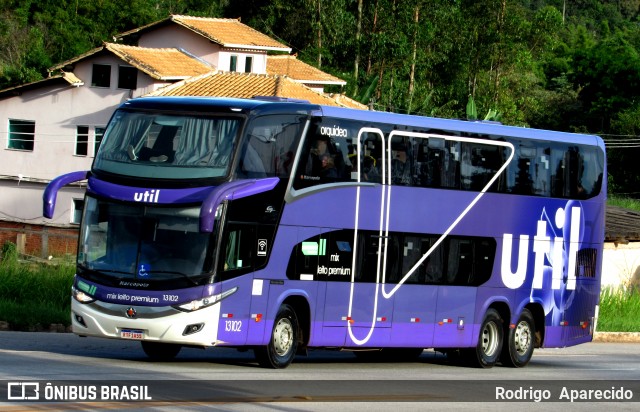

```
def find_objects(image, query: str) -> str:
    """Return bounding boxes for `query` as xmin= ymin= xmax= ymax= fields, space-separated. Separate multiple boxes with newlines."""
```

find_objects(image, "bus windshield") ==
xmin=78 ymin=196 xmax=215 ymax=286
xmin=93 ymin=110 xmax=243 ymax=180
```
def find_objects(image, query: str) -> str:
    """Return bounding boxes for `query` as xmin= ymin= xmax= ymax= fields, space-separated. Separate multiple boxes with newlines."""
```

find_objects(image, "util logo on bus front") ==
xmin=501 ymin=204 xmax=582 ymax=291
xmin=133 ymin=189 xmax=160 ymax=203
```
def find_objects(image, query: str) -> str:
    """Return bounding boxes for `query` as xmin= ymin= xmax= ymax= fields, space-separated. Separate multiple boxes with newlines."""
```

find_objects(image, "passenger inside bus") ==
xmin=390 ymin=142 xmax=413 ymax=185
xmin=309 ymin=135 xmax=343 ymax=179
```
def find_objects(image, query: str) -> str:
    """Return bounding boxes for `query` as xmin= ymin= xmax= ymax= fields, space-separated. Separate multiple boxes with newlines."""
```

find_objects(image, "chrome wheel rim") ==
xmin=514 ymin=320 xmax=532 ymax=356
xmin=481 ymin=321 xmax=499 ymax=357
xmin=273 ymin=318 xmax=293 ymax=357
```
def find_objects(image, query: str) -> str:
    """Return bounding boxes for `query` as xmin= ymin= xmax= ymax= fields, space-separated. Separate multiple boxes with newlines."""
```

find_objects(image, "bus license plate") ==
xmin=120 ymin=329 xmax=144 ymax=339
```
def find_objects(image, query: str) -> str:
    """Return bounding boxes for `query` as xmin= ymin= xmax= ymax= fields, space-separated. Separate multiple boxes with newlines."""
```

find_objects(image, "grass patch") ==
xmin=0 ymin=242 xmax=74 ymax=330
xmin=608 ymin=196 xmax=640 ymax=212
xmin=597 ymin=286 xmax=640 ymax=332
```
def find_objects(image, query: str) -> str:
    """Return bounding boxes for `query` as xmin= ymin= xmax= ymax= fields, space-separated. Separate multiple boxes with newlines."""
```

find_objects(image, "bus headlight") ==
xmin=72 ymin=286 xmax=96 ymax=303
xmin=174 ymin=287 xmax=238 ymax=312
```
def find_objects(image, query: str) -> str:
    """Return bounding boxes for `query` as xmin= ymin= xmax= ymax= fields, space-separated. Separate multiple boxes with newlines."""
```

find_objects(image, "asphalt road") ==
xmin=0 ymin=332 xmax=638 ymax=411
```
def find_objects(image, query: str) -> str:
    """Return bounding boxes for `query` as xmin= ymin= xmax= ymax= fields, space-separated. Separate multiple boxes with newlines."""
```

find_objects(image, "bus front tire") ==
xmin=464 ymin=308 xmax=503 ymax=368
xmin=141 ymin=341 xmax=182 ymax=361
xmin=255 ymin=304 xmax=299 ymax=369
xmin=501 ymin=309 xmax=535 ymax=367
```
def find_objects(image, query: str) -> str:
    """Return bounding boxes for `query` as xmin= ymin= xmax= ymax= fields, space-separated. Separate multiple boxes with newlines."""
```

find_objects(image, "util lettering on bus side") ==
xmin=320 ymin=125 xmax=348 ymax=138
xmin=501 ymin=205 xmax=581 ymax=291
xmin=133 ymin=189 xmax=160 ymax=203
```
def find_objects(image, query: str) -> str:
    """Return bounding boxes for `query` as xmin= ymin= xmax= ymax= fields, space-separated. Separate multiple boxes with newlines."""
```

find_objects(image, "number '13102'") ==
xmin=225 ymin=320 xmax=242 ymax=332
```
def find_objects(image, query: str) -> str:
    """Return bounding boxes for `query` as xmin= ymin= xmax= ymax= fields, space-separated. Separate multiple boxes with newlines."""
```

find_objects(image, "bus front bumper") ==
xmin=71 ymin=298 xmax=221 ymax=347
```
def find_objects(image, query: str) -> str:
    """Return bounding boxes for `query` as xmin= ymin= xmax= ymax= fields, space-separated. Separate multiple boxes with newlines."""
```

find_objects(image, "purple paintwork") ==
xmin=87 ymin=177 xmax=213 ymax=204
xmin=42 ymin=170 xmax=90 ymax=218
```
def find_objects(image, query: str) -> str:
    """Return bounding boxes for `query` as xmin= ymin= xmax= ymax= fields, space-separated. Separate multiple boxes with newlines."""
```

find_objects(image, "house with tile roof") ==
xmin=0 ymin=15 xmax=358 ymax=258
xmin=147 ymin=71 xmax=365 ymax=109
xmin=266 ymin=55 xmax=346 ymax=93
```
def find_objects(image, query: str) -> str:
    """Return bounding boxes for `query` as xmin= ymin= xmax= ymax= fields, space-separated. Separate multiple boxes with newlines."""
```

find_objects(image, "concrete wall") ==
xmin=602 ymin=242 xmax=640 ymax=289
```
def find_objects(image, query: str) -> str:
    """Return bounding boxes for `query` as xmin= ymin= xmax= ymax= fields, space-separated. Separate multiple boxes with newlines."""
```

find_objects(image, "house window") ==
xmin=91 ymin=64 xmax=111 ymax=87
xmin=245 ymin=56 xmax=253 ymax=73
xmin=8 ymin=119 xmax=35 ymax=151
xmin=230 ymin=55 xmax=237 ymax=72
xmin=118 ymin=66 xmax=137 ymax=89
xmin=94 ymin=126 xmax=105 ymax=156
xmin=71 ymin=198 xmax=84 ymax=224
xmin=76 ymin=126 xmax=89 ymax=156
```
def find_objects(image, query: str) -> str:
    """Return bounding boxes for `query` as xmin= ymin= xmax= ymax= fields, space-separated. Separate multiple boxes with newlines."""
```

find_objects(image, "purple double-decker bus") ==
xmin=44 ymin=96 xmax=606 ymax=368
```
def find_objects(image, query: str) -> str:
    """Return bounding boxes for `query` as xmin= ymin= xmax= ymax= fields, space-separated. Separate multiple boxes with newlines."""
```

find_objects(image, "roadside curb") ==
xmin=593 ymin=332 xmax=640 ymax=343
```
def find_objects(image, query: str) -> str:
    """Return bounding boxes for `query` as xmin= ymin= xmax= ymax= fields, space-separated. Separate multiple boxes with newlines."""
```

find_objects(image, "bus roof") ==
xmin=120 ymin=96 xmax=604 ymax=149
xmin=318 ymin=105 xmax=605 ymax=149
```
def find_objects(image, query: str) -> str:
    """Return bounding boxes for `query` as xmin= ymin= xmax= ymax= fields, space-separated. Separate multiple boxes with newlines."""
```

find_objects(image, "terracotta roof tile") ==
xmin=267 ymin=55 xmax=346 ymax=85
xmin=173 ymin=16 xmax=290 ymax=51
xmin=105 ymin=43 xmax=214 ymax=80
xmin=146 ymin=71 xmax=365 ymax=109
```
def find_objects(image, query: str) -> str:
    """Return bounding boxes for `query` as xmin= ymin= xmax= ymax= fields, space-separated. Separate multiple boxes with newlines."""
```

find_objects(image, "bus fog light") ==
xmin=183 ymin=323 xmax=204 ymax=335
xmin=73 ymin=312 xmax=87 ymax=327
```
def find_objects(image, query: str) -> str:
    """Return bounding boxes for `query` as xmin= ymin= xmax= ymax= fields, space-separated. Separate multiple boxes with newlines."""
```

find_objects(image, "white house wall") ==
xmin=602 ymin=242 xmax=640 ymax=289
xmin=0 ymin=54 xmax=164 ymax=227
xmin=0 ymin=53 xmax=165 ymax=179
xmin=0 ymin=181 xmax=84 ymax=227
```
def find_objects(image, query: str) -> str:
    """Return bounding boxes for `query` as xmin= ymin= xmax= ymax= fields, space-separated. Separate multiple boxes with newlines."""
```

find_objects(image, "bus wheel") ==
xmin=255 ymin=304 xmax=299 ymax=368
xmin=501 ymin=309 xmax=535 ymax=367
xmin=141 ymin=341 xmax=181 ymax=361
xmin=464 ymin=308 xmax=503 ymax=368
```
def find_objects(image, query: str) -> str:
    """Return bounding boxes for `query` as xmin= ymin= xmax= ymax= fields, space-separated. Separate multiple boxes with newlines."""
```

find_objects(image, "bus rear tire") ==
xmin=255 ymin=304 xmax=299 ymax=368
xmin=501 ymin=309 xmax=535 ymax=367
xmin=464 ymin=308 xmax=503 ymax=368
xmin=141 ymin=341 xmax=181 ymax=361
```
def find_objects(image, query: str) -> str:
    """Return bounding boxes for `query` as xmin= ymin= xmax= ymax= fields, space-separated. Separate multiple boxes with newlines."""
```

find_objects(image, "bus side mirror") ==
xmin=43 ymin=171 xmax=90 ymax=218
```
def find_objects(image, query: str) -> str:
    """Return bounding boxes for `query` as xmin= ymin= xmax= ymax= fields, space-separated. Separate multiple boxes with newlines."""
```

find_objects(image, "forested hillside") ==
xmin=1 ymin=0 xmax=639 ymax=197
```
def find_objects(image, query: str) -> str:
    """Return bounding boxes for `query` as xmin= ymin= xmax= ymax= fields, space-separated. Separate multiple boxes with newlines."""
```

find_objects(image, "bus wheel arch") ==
xmin=527 ymin=303 xmax=545 ymax=348
xmin=281 ymin=295 xmax=310 ymax=353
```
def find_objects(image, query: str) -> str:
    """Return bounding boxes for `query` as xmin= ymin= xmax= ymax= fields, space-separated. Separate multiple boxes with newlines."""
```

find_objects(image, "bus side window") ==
xmin=286 ymin=238 xmax=318 ymax=281
xmin=402 ymin=235 xmax=425 ymax=284
xmin=447 ymin=239 xmax=474 ymax=285
xmin=242 ymin=115 xmax=304 ymax=179
xmin=414 ymin=139 xmax=430 ymax=187
xmin=356 ymin=233 xmax=379 ymax=283
xmin=240 ymin=138 xmax=268 ymax=178
xmin=221 ymin=224 xmax=256 ymax=279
